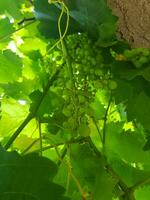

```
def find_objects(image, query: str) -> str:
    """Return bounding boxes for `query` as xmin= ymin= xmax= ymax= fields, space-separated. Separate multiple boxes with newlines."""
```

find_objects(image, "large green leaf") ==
xmin=0 ymin=150 xmax=69 ymax=200
xmin=0 ymin=98 xmax=29 ymax=138
xmin=0 ymin=79 xmax=39 ymax=100
xmin=0 ymin=18 xmax=14 ymax=38
xmin=0 ymin=50 xmax=22 ymax=83
xmin=93 ymin=169 xmax=116 ymax=200
xmin=127 ymin=92 xmax=150 ymax=130
xmin=0 ymin=18 xmax=14 ymax=49
xmin=110 ymin=159 xmax=150 ymax=187
xmin=0 ymin=0 xmax=23 ymax=19
xmin=105 ymin=122 xmax=150 ymax=166
xmin=65 ymin=0 xmax=117 ymax=43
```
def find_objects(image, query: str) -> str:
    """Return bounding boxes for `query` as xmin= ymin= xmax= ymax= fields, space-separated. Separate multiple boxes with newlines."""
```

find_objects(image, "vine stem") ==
xmin=130 ymin=177 xmax=150 ymax=191
xmin=21 ymin=138 xmax=40 ymax=155
xmin=86 ymin=137 xmax=135 ymax=200
xmin=4 ymin=66 xmax=62 ymax=150
xmin=92 ymin=117 xmax=103 ymax=143
xmin=37 ymin=119 xmax=42 ymax=156
xmin=102 ymin=94 xmax=112 ymax=147
xmin=54 ymin=146 xmax=88 ymax=200
xmin=25 ymin=136 xmax=89 ymax=154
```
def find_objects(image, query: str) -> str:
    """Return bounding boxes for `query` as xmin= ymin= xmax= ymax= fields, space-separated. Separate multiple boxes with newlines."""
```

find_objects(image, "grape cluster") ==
xmin=48 ymin=33 xmax=118 ymax=134
xmin=66 ymin=33 xmax=114 ymax=92
xmin=124 ymin=48 xmax=150 ymax=68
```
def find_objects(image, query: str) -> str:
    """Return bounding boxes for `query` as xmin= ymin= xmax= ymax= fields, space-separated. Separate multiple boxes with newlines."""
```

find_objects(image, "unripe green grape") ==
xmin=63 ymin=121 xmax=69 ymax=128
xmin=108 ymin=80 xmax=118 ymax=90
xmin=67 ymin=117 xmax=75 ymax=128
xmin=63 ymin=106 xmax=72 ymax=117
xmin=95 ymin=69 xmax=103 ymax=76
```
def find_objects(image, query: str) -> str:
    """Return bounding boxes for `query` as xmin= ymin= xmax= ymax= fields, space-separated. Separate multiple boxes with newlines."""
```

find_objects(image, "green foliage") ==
xmin=0 ymin=150 xmax=69 ymax=200
xmin=0 ymin=0 xmax=150 ymax=199
xmin=0 ymin=50 xmax=22 ymax=83
xmin=0 ymin=18 xmax=14 ymax=48
xmin=34 ymin=0 xmax=117 ymax=43
xmin=0 ymin=0 xmax=23 ymax=19
xmin=34 ymin=0 xmax=82 ymax=39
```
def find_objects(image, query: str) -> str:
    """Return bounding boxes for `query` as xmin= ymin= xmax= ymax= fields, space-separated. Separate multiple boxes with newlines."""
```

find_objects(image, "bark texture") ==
xmin=107 ymin=0 xmax=150 ymax=48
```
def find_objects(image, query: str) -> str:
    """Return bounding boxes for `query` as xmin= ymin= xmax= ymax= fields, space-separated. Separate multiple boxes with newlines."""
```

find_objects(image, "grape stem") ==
xmin=25 ymin=136 xmax=90 ymax=154
xmin=37 ymin=118 xmax=42 ymax=156
xmin=130 ymin=177 xmax=150 ymax=191
xmin=54 ymin=145 xmax=89 ymax=199
xmin=102 ymin=94 xmax=112 ymax=147
xmin=92 ymin=117 xmax=103 ymax=143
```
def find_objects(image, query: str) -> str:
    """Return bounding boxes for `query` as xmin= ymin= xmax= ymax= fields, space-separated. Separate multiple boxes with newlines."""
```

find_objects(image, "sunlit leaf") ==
xmin=0 ymin=50 xmax=22 ymax=83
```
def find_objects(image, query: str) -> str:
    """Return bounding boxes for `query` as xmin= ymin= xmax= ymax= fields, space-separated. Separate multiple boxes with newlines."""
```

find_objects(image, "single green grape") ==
xmin=62 ymin=106 xmax=72 ymax=117
xmin=108 ymin=80 xmax=118 ymax=90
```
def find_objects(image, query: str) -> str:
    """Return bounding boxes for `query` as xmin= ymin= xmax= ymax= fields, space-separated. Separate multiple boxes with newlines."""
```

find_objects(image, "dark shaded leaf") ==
xmin=34 ymin=0 xmax=82 ymax=39
xmin=0 ymin=150 xmax=69 ymax=200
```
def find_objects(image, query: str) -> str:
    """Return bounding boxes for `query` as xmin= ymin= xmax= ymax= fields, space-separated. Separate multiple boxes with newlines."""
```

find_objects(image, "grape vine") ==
xmin=0 ymin=0 xmax=150 ymax=200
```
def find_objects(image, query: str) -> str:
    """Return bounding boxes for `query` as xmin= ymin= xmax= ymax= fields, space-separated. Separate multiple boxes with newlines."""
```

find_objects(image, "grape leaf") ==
xmin=0 ymin=50 xmax=22 ymax=83
xmin=65 ymin=0 xmax=117 ymax=40
xmin=127 ymin=92 xmax=150 ymax=130
xmin=94 ymin=169 xmax=116 ymax=200
xmin=0 ymin=79 xmax=38 ymax=100
xmin=105 ymin=122 xmax=150 ymax=165
xmin=110 ymin=159 xmax=150 ymax=187
xmin=0 ymin=18 xmax=14 ymax=49
xmin=0 ymin=150 xmax=69 ymax=200
xmin=0 ymin=0 xmax=23 ymax=19
xmin=0 ymin=98 xmax=29 ymax=138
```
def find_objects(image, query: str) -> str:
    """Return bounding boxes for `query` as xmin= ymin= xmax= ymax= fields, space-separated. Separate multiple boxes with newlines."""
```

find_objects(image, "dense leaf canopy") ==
xmin=0 ymin=0 xmax=150 ymax=200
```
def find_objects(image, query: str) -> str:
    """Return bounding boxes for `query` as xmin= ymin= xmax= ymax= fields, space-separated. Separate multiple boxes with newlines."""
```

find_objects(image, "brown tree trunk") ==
xmin=107 ymin=0 xmax=150 ymax=48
